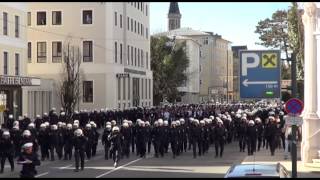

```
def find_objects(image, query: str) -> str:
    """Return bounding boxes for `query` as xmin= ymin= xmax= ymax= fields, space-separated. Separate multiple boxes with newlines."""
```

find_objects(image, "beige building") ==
xmin=27 ymin=2 xmax=153 ymax=111
xmin=0 ymin=3 xmax=52 ymax=122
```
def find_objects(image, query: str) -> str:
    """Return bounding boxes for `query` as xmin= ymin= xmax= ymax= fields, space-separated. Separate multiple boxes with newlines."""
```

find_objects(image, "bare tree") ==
xmin=59 ymin=39 xmax=82 ymax=119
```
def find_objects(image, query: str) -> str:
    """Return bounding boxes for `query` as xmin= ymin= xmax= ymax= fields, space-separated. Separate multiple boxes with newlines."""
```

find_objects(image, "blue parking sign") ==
xmin=239 ymin=50 xmax=281 ymax=99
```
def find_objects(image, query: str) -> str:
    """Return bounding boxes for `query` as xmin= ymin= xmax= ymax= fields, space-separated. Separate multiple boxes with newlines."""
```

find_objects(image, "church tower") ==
xmin=168 ymin=2 xmax=181 ymax=31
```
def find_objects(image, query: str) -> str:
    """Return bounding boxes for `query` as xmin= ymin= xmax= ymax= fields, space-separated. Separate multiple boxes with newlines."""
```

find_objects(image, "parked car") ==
xmin=224 ymin=163 xmax=290 ymax=178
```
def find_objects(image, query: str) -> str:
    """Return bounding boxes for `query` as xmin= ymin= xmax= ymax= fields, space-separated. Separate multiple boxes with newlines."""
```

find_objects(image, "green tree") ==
xmin=255 ymin=10 xmax=291 ymax=80
xmin=151 ymin=36 xmax=189 ymax=105
xmin=288 ymin=2 xmax=304 ymax=80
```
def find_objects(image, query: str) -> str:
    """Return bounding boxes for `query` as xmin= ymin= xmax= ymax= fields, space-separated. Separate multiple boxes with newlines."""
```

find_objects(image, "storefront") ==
xmin=0 ymin=75 xmax=40 ymax=123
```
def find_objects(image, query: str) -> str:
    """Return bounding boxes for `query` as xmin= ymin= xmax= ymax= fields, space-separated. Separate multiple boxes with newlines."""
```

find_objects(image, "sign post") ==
xmin=285 ymin=98 xmax=304 ymax=178
xmin=239 ymin=50 xmax=281 ymax=99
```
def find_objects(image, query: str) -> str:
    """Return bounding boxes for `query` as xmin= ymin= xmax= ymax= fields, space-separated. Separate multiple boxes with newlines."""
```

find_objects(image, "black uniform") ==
xmin=102 ymin=128 xmax=112 ymax=160
xmin=37 ymin=129 xmax=50 ymax=161
xmin=120 ymin=127 xmax=131 ymax=158
xmin=72 ymin=135 xmax=87 ymax=171
xmin=246 ymin=124 xmax=257 ymax=155
xmin=238 ymin=121 xmax=247 ymax=152
xmin=64 ymin=129 xmax=74 ymax=160
xmin=17 ymin=151 xmax=41 ymax=178
xmin=109 ymin=131 xmax=123 ymax=166
xmin=0 ymin=136 xmax=14 ymax=173
xmin=91 ymin=128 xmax=100 ymax=157
xmin=169 ymin=126 xmax=179 ymax=158
xmin=214 ymin=124 xmax=226 ymax=157
xmin=83 ymin=128 xmax=94 ymax=159
xmin=136 ymin=126 xmax=147 ymax=158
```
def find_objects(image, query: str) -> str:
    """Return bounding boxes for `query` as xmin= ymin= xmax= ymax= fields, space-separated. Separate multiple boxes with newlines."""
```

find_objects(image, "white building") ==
xmin=27 ymin=2 xmax=153 ymax=112
xmin=0 ymin=3 xmax=53 ymax=121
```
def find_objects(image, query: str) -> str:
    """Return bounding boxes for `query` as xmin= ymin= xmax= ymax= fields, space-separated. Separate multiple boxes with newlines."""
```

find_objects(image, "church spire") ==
xmin=168 ymin=2 xmax=181 ymax=31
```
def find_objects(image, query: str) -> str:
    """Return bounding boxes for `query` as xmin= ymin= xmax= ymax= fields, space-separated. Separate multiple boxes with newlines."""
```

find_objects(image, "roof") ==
xmin=225 ymin=164 xmax=282 ymax=178
xmin=168 ymin=2 xmax=180 ymax=14
xmin=153 ymin=27 xmax=210 ymax=37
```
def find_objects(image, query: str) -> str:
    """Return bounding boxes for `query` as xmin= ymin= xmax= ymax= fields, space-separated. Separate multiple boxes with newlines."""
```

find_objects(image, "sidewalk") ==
xmin=241 ymin=144 xmax=320 ymax=177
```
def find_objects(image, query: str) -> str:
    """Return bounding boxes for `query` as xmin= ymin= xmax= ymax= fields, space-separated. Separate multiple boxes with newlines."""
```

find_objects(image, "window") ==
xmin=138 ymin=22 xmax=140 ymax=34
xmin=28 ymin=42 xmax=32 ymax=63
xmin=137 ymin=2 xmax=140 ymax=9
xmin=118 ymin=78 xmax=121 ymax=100
xmin=127 ymin=17 xmax=129 ymax=30
xmin=27 ymin=12 xmax=31 ymax=26
xmin=134 ymin=2 xmax=136 ymax=7
xmin=146 ymin=27 xmax=149 ymax=39
xmin=141 ymin=78 xmax=144 ymax=100
xmin=131 ymin=46 xmax=133 ymax=65
xmin=141 ymin=24 xmax=143 ymax=36
xmin=134 ymin=48 xmax=137 ymax=66
xmin=83 ymin=41 xmax=93 ymax=62
xmin=15 ymin=53 xmax=19 ymax=75
xmin=120 ymin=43 xmax=123 ymax=64
xmin=134 ymin=21 xmax=136 ymax=33
xmin=123 ymin=78 xmax=126 ymax=100
xmin=14 ymin=16 xmax=19 ymax=38
xmin=128 ymin=77 xmax=130 ymax=99
xmin=127 ymin=45 xmax=130 ymax=65
xmin=146 ymin=5 xmax=148 ymax=16
xmin=52 ymin=41 xmax=62 ymax=63
xmin=37 ymin=11 xmax=46 ymax=25
xmin=114 ymin=12 xmax=117 ymax=26
xmin=52 ymin=11 xmax=61 ymax=25
xmin=83 ymin=81 xmax=93 ymax=103
xmin=3 ymin=52 xmax=8 ymax=75
xmin=3 ymin=12 xmax=7 ymax=35
xmin=37 ymin=42 xmax=47 ymax=63
xmin=120 ymin=14 xmax=122 ymax=28
xmin=114 ymin=42 xmax=117 ymax=63
xmin=141 ymin=2 xmax=143 ymax=12
xmin=146 ymin=52 xmax=149 ymax=69
xmin=141 ymin=49 xmax=144 ymax=67
xmin=131 ymin=19 xmax=133 ymax=32
xmin=82 ymin=10 xmax=92 ymax=24
xmin=145 ymin=79 xmax=147 ymax=99
xmin=149 ymin=79 xmax=151 ymax=99
xmin=138 ymin=48 xmax=140 ymax=67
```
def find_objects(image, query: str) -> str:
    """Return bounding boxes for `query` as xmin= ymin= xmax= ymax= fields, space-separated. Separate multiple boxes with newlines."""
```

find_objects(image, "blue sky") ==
xmin=150 ymin=2 xmax=291 ymax=50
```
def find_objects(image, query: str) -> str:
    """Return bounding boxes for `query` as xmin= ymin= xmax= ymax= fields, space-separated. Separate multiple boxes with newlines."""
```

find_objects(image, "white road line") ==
xmin=95 ymin=158 xmax=142 ymax=178
xmin=35 ymin=172 xmax=49 ymax=178
xmin=59 ymin=164 xmax=73 ymax=169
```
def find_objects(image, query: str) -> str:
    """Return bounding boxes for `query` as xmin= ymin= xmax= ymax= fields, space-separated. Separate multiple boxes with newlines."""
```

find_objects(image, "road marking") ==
xmin=59 ymin=164 xmax=73 ymax=170
xmin=35 ymin=172 xmax=49 ymax=177
xmin=95 ymin=158 xmax=142 ymax=178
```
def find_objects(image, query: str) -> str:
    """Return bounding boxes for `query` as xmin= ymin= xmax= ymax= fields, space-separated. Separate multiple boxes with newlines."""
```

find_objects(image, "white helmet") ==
xmin=106 ymin=124 xmax=112 ymax=130
xmin=123 ymin=122 xmax=129 ymax=128
xmin=249 ymin=120 xmax=255 ymax=125
xmin=209 ymin=116 xmax=214 ymax=120
xmin=171 ymin=121 xmax=176 ymax=126
xmin=36 ymin=114 xmax=41 ymax=118
xmin=123 ymin=119 xmax=128 ymax=124
xmin=73 ymin=123 xmax=79 ymax=129
xmin=164 ymin=121 xmax=169 ymax=126
xmin=28 ymin=123 xmax=35 ymax=129
xmin=74 ymin=129 xmax=83 ymax=136
xmin=51 ymin=124 xmax=58 ymax=130
xmin=13 ymin=121 xmax=19 ymax=126
xmin=179 ymin=118 xmax=185 ymax=124
xmin=9 ymin=114 xmax=13 ymax=119
xmin=57 ymin=122 xmax=63 ymax=127
xmin=85 ymin=124 xmax=91 ymax=129
xmin=111 ymin=120 xmax=116 ymax=125
xmin=67 ymin=123 xmax=72 ymax=129
xmin=13 ymin=125 xmax=19 ymax=130
xmin=45 ymin=122 xmax=50 ymax=127
xmin=106 ymin=122 xmax=112 ymax=126
xmin=61 ymin=112 xmax=65 ymax=116
xmin=40 ymin=123 xmax=46 ymax=129
xmin=90 ymin=121 xmax=95 ymax=125
xmin=255 ymin=117 xmax=261 ymax=123
xmin=74 ymin=120 xmax=79 ymax=124
xmin=23 ymin=130 xmax=31 ymax=137
xmin=92 ymin=123 xmax=97 ymax=128
xmin=200 ymin=120 xmax=205 ymax=125
xmin=2 ymin=131 xmax=10 ymax=137
xmin=145 ymin=121 xmax=150 ymax=126
xmin=112 ymin=126 xmax=120 ymax=132
xmin=44 ymin=112 xmax=48 ymax=116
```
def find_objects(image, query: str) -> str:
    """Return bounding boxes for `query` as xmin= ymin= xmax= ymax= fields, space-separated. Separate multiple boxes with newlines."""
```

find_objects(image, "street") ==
xmin=0 ymin=141 xmax=247 ymax=178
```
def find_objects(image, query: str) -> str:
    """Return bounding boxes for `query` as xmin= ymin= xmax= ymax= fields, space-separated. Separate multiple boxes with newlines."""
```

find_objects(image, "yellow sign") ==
xmin=0 ymin=105 xmax=5 ymax=112
xmin=262 ymin=53 xmax=277 ymax=68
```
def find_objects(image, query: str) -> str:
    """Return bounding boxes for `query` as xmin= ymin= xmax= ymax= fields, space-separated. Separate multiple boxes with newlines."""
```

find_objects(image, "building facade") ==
xmin=0 ymin=3 xmax=52 ymax=122
xmin=168 ymin=2 xmax=181 ymax=31
xmin=27 ymin=2 xmax=153 ymax=111
xmin=231 ymin=45 xmax=247 ymax=101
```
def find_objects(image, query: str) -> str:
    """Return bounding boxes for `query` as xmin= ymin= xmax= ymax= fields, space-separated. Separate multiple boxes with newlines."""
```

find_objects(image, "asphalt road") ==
xmin=0 ymin=140 xmax=248 ymax=178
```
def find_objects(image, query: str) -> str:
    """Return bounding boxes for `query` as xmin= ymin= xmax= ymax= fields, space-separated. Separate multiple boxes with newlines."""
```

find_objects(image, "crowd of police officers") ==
xmin=0 ymin=102 xmax=299 ymax=176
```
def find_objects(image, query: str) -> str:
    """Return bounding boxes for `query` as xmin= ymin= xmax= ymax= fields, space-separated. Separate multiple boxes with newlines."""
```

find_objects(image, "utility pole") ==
xmin=291 ymin=52 xmax=297 ymax=178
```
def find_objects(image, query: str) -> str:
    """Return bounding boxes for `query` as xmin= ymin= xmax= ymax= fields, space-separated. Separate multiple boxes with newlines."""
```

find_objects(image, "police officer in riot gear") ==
xmin=73 ymin=129 xmax=87 ymax=172
xmin=102 ymin=124 xmax=112 ymax=160
xmin=214 ymin=118 xmax=226 ymax=158
xmin=0 ymin=131 xmax=14 ymax=173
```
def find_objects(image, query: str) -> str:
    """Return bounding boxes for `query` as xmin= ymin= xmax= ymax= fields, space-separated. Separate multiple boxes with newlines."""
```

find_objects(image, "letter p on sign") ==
xmin=241 ymin=53 xmax=260 ymax=76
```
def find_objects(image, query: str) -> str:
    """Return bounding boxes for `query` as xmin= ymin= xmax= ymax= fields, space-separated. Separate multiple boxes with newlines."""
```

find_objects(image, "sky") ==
xmin=150 ymin=2 xmax=291 ymax=50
